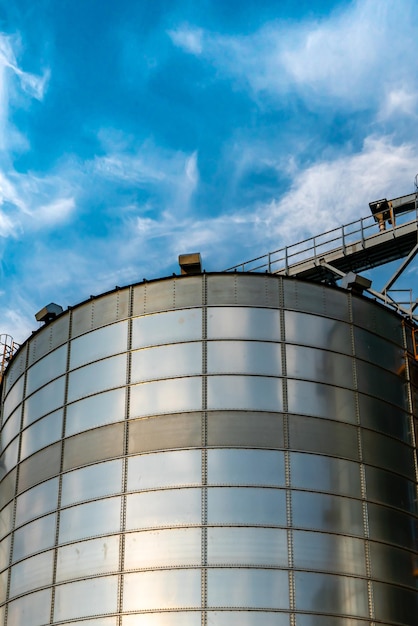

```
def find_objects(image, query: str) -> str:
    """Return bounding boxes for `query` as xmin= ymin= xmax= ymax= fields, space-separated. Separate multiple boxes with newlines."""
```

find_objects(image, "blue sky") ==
xmin=0 ymin=0 xmax=417 ymax=342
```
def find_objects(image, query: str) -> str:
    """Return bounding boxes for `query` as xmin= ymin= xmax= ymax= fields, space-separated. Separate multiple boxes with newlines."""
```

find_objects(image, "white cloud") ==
xmin=0 ymin=33 xmax=49 ymax=152
xmin=122 ymin=135 xmax=417 ymax=273
xmin=0 ymin=170 xmax=25 ymax=210
xmin=176 ymin=150 xmax=199 ymax=211
xmin=34 ymin=197 xmax=76 ymax=227
xmin=170 ymin=0 xmax=418 ymax=113
xmin=0 ymin=307 xmax=34 ymax=346
xmin=251 ymin=136 xmax=418 ymax=251
xmin=185 ymin=151 xmax=198 ymax=185
xmin=277 ymin=1 xmax=389 ymax=102
xmin=0 ymin=34 xmax=49 ymax=101
xmin=94 ymin=153 xmax=165 ymax=184
xmin=168 ymin=26 xmax=203 ymax=55
xmin=0 ymin=166 xmax=77 ymax=239
xmin=93 ymin=141 xmax=199 ymax=214
xmin=378 ymin=88 xmax=418 ymax=120
xmin=0 ymin=33 xmax=58 ymax=243
xmin=16 ymin=66 xmax=50 ymax=101
xmin=0 ymin=211 xmax=15 ymax=237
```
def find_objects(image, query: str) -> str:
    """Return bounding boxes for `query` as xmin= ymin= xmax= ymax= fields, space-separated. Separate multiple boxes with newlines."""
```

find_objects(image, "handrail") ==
xmin=225 ymin=206 xmax=418 ymax=275
xmin=0 ymin=334 xmax=19 ymax=380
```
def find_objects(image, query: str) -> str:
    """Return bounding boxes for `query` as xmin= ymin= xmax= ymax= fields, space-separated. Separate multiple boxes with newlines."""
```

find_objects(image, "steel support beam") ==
xmin=381 ymin=242 xmax=418 ymax=293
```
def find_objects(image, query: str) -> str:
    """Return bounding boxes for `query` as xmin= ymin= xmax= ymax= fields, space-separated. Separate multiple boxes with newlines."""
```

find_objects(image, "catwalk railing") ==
xmin=225 ymin=198 xmax=418 ymax=278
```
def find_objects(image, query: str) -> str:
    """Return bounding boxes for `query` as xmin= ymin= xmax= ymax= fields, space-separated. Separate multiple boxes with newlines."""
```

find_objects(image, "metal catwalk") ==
xmin=226 ymin=192 xmax=418 ymax=283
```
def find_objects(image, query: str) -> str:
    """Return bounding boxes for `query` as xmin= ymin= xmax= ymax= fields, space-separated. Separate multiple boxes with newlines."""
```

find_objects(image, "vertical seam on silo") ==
xmin=48 ymin=325 xmax=52 ymax=353
xmin=91 ymin=299 xmax=94 ymax=331
xmin=4 ymin=338 xmax=30 ymax=626
xmin=401 ymin=322 xmax=418 ymax=626
xmin=50 ymin=308 xmax=72 ymax=624
xmin=294 ymin=281 xmax=298 ymax=311
xmin=201 ymin=274 xmax=207 ymax=626
xmin=350 ymin=294 xmax=375 ymax=622
xmin=118 ymin=286 xmax=133 ymax=625
xmin=402 ymin=322 xmax=418 ymax=501
xmin=278 ymin=276 xmax=283 ymax=310
xmin=281 ymin=301 xmax=295 ymax=624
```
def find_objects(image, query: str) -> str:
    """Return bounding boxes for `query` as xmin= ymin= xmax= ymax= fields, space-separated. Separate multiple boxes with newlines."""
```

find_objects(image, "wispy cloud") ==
xmin=170 ymin=0 xmax=418 ymax=114
xmin=0 ymin=32 xmax=64 ymax=243
xmin=168 ymin=25 xmax=203 ymax=55
xmin=378 ymin=88 xmax=418 ymax=120
xmin=93 ymin=139 xmax=199 ymax=214
xmin=0 ymin=303 xmax=37 ymax=348
xmin=0 ymin=33 xmax=49 ymax=151
xmin=92 ymin=135 xmax=416 ymax=281
xmin=0 ymin=34 xmax=49 ymax=101
xmin=93 ymin=153 xmax=165 ymax=184
xmin=0 ymin=167 xmax=76 ymax=237
xmin=34 ymin=197 xmax=76 ymax=227
xmin=260 ymin=136 xmax=417 ymax=246
xmin=0 ymin=137 xmax=202 ymax=342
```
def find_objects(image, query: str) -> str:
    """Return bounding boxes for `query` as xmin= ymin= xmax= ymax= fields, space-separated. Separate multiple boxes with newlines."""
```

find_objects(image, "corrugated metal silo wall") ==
xmin=0 ymin=273 xmax=417 ymax=626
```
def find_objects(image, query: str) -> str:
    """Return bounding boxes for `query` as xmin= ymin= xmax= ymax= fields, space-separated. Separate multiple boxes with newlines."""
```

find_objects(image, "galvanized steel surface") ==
xmin=0 ymin=273 xmax=417 ymax=626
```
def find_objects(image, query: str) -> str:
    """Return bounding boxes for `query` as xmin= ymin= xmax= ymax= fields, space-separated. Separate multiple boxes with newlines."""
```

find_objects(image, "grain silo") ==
xmin=0 ymin=266 xmax=417 ymax=626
